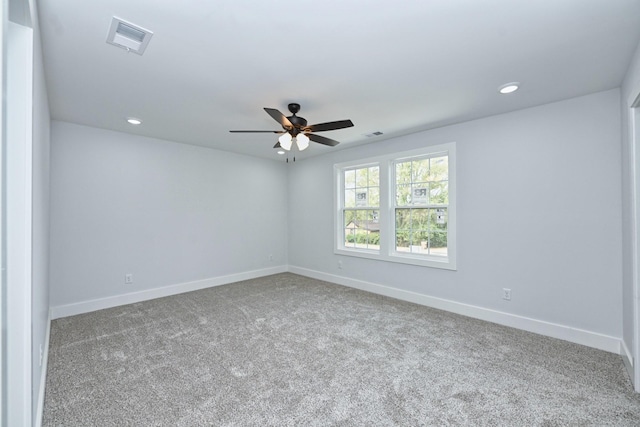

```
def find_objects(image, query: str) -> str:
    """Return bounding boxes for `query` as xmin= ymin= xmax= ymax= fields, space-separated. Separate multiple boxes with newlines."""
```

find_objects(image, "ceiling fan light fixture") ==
xmin=278 ymin=133 xmax=292 ymax=150
xmin=296 ymin=133 xmax=310 ymax=151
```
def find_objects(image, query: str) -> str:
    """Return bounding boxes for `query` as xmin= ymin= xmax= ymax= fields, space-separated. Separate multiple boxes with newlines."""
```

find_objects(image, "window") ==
xmin=343 ymin=165 xmax=380 ymax=251
xmin=394 ymin=154 xmax=449 ymax=257
xmin=335 ymin=143 xmax=456 ymax=270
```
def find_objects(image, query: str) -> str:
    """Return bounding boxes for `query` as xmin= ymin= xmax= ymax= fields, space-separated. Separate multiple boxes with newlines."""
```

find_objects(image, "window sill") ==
xmin=335 ymin=247 xmax=456 ymax=270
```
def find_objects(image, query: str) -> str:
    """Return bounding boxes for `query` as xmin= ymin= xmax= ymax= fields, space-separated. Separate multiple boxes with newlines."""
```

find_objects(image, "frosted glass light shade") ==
xmin=278 ymin=133 xmax=293 ymax=150
xmin=296 ymin=133 xmax=310 ymax=151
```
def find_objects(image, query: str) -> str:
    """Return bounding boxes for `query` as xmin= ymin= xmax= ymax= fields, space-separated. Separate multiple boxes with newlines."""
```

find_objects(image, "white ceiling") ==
xmin=38 ymin=0 xmax=640 ymax=161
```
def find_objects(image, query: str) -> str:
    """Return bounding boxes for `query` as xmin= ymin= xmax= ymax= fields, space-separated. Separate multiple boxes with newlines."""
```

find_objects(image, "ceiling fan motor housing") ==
xmin=286 ymin=103 xmax=307 ymax=135
xmin=287 ymin=115 xmax=307 ymax=134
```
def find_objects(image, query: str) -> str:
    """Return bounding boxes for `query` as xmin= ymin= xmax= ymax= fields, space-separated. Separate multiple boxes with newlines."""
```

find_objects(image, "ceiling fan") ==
xmin=230 ymin=103 xmax=354 ymax=151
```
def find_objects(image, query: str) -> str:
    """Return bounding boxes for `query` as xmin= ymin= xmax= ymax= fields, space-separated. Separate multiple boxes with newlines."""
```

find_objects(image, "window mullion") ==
xmin=379 ymin=161 xmax=391 ymax=256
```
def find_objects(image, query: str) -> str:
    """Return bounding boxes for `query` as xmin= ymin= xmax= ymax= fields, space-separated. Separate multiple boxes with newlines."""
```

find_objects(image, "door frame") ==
xmin=632 ymin=94 xmax=640 ymax=392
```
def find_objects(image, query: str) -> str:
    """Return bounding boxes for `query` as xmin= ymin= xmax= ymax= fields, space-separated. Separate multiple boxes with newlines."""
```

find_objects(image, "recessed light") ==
xmin=499 ymin=82 xmax=520 ymax=94
xmin=127 ymin=118 xmax=142 ymax=125
xmin=277 ymin=150 xmax=285 ymax=155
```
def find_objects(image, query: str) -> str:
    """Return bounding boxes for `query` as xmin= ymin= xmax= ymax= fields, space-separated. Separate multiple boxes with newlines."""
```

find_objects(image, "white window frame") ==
xmin=340 ymin=162 xmax=381 ymax=254
xmin=334 ymin=142 xmax=456 ymax=270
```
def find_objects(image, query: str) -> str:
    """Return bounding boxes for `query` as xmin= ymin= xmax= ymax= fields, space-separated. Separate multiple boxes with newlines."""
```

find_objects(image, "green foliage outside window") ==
xmin=345 ymin=232 xmax=380 ymax=245
xmin=395 ymin=229 xmax=447 ymax=248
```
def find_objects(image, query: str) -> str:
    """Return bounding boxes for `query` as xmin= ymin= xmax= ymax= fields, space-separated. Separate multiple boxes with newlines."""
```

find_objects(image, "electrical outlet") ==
xmin=338 ymin=260 xmax=343 ymax=269
xmin=125 ymin=273 xmax=133 ymax=284
xmin=269 ymin=254 xmax=274 ymax=262
xmin=502 ymin=288 xmax=511 ymax=301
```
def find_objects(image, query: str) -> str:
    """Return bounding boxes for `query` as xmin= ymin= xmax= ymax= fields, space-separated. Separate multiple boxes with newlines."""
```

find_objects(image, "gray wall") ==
xmin=288 ymin=89 xmax=622 ymax=339
xmin=49 ymin=122 xmax=288 ymax=307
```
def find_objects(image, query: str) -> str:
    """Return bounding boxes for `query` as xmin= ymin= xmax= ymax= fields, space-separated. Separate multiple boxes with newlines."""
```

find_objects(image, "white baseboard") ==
xmin=35 ymin=308 xmax=52 ymax=427
xmin=289 ymin=266 xmax=622 ymax=355
xmin=51 ymin=266 xmax=287 ymax=319
xmin=622 ymin=339 xmax=635 ymax=386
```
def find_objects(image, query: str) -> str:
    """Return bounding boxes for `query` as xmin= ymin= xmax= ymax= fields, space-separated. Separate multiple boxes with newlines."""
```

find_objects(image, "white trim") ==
xmin=0 ymin=0 xmax=4 ymax=418
xmin=289 ymin=265 xmax=622 ymax=354
xmin=51 ymin=266 xmax=287 ymax=319
xmin=5 ymin=19 xmax=34 ymax=427
xmin=34 ymin=309 xmax=51 ymax=427
xmin=622 ymin=338 xmax=634 ymax=383
xmin=631 ymin=94 xmax=640 ymax=392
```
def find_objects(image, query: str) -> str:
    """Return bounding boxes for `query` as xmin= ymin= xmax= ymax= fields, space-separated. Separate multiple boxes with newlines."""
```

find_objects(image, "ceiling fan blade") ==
xmin=305 ymin=119 xmax=354 ymax=133
xmin=229 ymin=130 xmax=284 ymax=133
xmin=264 ymin=108 xmax=294 ymax=129
xmin=308 ymin=133 xmax=340 ymax=147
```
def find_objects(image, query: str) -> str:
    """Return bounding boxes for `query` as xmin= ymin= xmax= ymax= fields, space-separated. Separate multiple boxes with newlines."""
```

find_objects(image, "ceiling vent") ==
xmin=106 ymin=17 xmax=153 ymax=55
xmin=364 ymin=131 xmax=384 ymax=137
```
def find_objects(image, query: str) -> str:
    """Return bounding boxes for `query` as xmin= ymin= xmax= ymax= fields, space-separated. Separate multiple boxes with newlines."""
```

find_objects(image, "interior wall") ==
xmin=49 ymin=122 xmax=288 ymax=308
xmin=31 ymin=0 xmax=50 ymax=419
xmin=288 ymin=89 xmax=622 ymax=340
xmin=621 ymin=38 xmax=640 ymax=389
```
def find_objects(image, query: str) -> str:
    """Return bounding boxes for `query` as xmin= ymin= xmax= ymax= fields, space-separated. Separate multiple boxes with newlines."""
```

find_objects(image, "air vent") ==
xmin=364 ymin=131 xmax=384 ymax=137
xmin=106 ymin=17 xmax=153 ymax=55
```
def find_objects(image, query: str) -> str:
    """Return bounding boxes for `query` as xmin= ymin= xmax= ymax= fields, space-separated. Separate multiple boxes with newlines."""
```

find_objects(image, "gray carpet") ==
xmin=43 ymin=273 xmax=640 ymax=426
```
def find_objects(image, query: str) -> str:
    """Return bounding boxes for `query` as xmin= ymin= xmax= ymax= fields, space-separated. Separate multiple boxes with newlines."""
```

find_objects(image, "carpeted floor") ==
xmin=43 ymin=273 xmax=640 ymax=426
